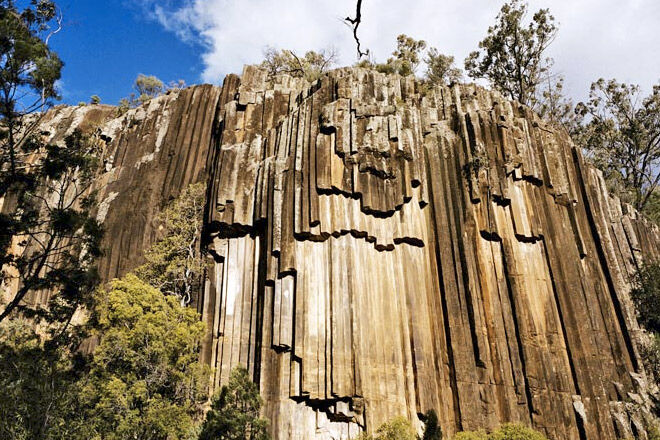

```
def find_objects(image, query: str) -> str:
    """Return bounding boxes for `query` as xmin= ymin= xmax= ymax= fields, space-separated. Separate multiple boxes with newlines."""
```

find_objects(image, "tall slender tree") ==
xmin=0 ymin=1 xmax=103 ymax=327
xmin=576 ymin=79 xmax=660 ymax=212
xmin=465 ymin=0 xmax=557 ymax=106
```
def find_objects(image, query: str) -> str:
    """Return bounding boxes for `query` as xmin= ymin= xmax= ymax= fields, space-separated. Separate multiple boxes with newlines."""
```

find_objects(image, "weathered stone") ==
xmin=15 ymin=66 xmax=660 ymax=439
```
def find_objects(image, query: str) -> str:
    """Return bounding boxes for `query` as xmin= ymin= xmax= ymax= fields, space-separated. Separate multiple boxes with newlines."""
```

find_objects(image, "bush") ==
xmin=453 ymin=430 xmax=489 ymax=440
xmin=631 ymin=263 xmax=660 ymax=333
xmin=199 ymin=366 xmax=269 ymax=440
xmin=489 ymin=423 xmax=548 ymax=440
xmin=640 ymin=333 xmax=660 ymax=385
xmin=422 ymin=409 xmax=442 ymax=440
xmin=81 ymin=274 xmax=209 ymax=440
xmin=260 ymin=47 xmax=336 ymax=82
xmin=358 ymin=417 xmax=417 ymax=440
xmin=453 ymin=423 xmax=548 ymax=440
xmin=0 ymin=319 xmax=88 ymax=439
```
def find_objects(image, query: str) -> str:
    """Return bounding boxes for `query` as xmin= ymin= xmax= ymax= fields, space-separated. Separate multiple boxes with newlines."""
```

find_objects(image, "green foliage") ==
xmin=630 ymin=262 xmax=660 ymax=384
xmin=260 ymin=47 xmax=336 ymax=82
xmin=0 ymin=0 xmax=101 ymax=326
xmin=358 ymin=417 xmax=417 ymax=440
xmin=488 ymin=424 xmax=548 ymax=440
xmin=0 ymin=0 xmax=63 ymax=123
xmin=575 ymin=79 xmax=660 ymax=211
xmin=425 ymin=48 xmax=462 ymax=85
xmin=453 ymin=431 xmax=488 ymax=440
xmin=134 ymin=73 xmax=165 ymax=103
xmin=0 ymin=319 xmax=88 ymax=440
xmin=536 ymin=72 xmax=579 ymax=134
xmin=81 ymin=274 xmax=209 ymax=440
xmin=465 ymin=0 xmax=557 ymax=106
xmin=631 ymin=262 xmax=660 ymax=333
xmin=117 ymin=97 xmax=130 ymax=115
xmin=135 ymin=183 xmax=206 ymax=306
xmin=168 ymin=79 xmax=187 ymax=90
xmin=376 ymin=34 xmax=427 ymax=77
xmin=422 ymin=409 xmax=443 ymax=440
xmin=0 ymin=129 xmax=104 ymax=325
xmin=90 ymin=94 xmax=100 ymax=104
xmin=453 ymin=423 xmax=548 ymax=440
xmin=640 ymin=332 xmax=660 ymax=385
xmin=118 ymin=73 xmax=166 ymax=109
xmin=199 ymin=366 xmax=269 ymax=440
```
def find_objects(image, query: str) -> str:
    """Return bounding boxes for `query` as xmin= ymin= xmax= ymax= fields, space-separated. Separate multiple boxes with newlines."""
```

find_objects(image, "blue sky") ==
xmin=51 ymin=1 xmax=206 ymax=105
xmin=51 ymin=0 xmax=660 ymax=106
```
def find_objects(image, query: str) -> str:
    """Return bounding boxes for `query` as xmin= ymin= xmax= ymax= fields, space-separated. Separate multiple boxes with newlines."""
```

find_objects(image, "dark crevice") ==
xmin=500 ymin=241 xmax=536 ymax=422
xmin=571 ymin=148 xmax=639 ymax=372
xmin=541 ymin=239 xmax=587 ymax=440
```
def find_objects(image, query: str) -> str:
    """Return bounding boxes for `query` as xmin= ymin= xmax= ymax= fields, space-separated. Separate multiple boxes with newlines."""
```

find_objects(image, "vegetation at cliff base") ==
xmin=452 ymin=423 xmax=548 ymax=440
xmin=0 ymin=319 xmax=87 ymax=439
xmin=80 ymin=274 xmax=209 ymax=440
xmin=199 ymin=366 xmax=270 ymax=440
xmin=358 ymin=416 xmax=417 ymax=440
xmin=0 ymin=182 xmax=268 ymax=439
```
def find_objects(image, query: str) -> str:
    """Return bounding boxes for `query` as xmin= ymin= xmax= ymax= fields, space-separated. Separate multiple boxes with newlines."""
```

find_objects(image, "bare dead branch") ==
xmin=345 ymin=0 xmax=368 ymax=59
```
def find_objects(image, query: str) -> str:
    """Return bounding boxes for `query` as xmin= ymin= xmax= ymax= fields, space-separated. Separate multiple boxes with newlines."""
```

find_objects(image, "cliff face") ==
xmin=28 ymin=67 xmax=660 ymax=439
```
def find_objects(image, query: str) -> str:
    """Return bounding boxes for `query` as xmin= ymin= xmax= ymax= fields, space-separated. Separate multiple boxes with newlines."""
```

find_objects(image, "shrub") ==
xmin=81 ymin=274 xmax=209 ymax=440
xmin=630 ymin=263 xmax=660 ymax=333
xmin=489 ymin=423 xmax=548 ymax=440
xmin=422 ymin=409 xmax=443 ymax=440
xmin=453 ymin=423 xmax=548 ymax=440
xmin=358 ymin=417 xmax=417 ymax=440
xmin=453 ymin=430 xmax=489 ymax=440
xmin=199 ymin=366 xmax=270 ymax=440
xmin=640 ymin=332 xmax=660 ymax=385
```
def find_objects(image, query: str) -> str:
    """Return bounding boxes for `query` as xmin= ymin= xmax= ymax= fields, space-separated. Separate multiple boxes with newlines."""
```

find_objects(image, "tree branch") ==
xmin=345 ymin=0 xmax=368 ymax=58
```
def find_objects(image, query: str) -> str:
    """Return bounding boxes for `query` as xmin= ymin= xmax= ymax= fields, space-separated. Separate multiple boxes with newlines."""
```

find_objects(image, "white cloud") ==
xmin=147 ymin=0 xmax=660 ymax=101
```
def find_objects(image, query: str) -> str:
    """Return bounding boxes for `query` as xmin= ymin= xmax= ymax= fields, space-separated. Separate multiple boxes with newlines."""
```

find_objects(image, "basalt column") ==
xmin=24 ymin=66 xmax=658 ymax=440
xmin=199 ymin=66 xmax=660 ymax=440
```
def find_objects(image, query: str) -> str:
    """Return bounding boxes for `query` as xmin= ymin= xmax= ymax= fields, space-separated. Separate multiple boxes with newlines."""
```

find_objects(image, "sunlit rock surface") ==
xmin=26 ymin=67 xmax=660 ymax=439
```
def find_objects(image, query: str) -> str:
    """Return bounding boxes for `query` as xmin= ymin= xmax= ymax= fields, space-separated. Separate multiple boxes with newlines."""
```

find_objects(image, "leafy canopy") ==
xmin=375 ymin=34 xmax=427 ymax=77
xmin=575 ymin=79 xmax=660 ymax=212
xmin=199 ymin=365 xmax=269 ymax=440
xmin=135 ymin=182 xmax=206 ymax=306
xmin=0 ymin=319 xmax=88 ymax=440
xmin=630 ymin=262 xmax=660 ymax=334
xmin=260 ymin=47 xmax=337 ymax=82
xmin=422 ymin=409 xmax=442 ymax=440
xmin=81 ymin=274 xmax=209 ymax=440
xmin=134 ymin=73 xmax=165 ymax=103
xmin=465 ymin=0 xmax=557 ymax=106
xmin=358 ymin=417 xmax=417 ymax=440
xmin=0 ymin=129 xmax=104 ymax=326
xmin=453 ymin=423 xmax=548 ymax=440
xmin=0 ymin=0 xmax=63 ymax=125
xmin=425 ymin=48 xmax=462 ymax=85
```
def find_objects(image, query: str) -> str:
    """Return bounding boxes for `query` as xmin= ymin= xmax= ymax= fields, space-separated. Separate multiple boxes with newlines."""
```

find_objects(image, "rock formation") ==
xmin=15 ymin=66 xmax=660 ymax=439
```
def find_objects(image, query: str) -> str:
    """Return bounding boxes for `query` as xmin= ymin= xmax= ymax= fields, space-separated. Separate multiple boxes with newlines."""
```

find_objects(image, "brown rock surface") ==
xmin=15 ymin=67 xmax=660 ymax=439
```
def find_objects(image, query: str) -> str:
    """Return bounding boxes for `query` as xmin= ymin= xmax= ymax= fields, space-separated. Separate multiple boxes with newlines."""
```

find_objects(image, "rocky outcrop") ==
xmin=21 ymin=67 xmax=660 ymax=439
